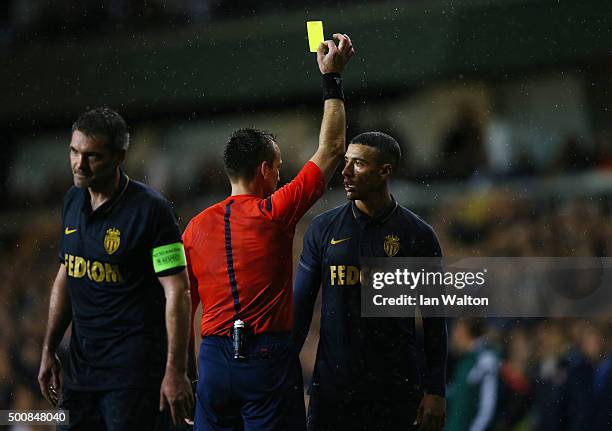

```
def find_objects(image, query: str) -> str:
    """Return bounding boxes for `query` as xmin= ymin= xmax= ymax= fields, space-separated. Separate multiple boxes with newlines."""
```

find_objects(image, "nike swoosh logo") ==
xmin=64 ymin=227 xmax=78 ymax=235
xmin=330 ymin=237 xmax=350 ymax=245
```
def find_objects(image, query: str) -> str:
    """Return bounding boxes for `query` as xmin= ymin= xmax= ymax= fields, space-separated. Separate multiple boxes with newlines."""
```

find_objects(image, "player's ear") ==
xmin=115 ymin=149 xmax=126 ymax=166
xmin=380 ymin=163 xmax=392 ymax=179
xmin=259 ymin=160 xmax=270 ymax=179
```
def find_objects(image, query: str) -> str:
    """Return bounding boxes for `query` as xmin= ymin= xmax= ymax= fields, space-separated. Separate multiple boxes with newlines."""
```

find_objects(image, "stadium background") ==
xmin=1 ymin=0 xmax=612 ymax=429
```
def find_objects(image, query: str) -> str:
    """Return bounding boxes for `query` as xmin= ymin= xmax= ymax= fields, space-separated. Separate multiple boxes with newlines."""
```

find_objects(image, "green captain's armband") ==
xmin=152 ymin=242 xmax=186 ymax=274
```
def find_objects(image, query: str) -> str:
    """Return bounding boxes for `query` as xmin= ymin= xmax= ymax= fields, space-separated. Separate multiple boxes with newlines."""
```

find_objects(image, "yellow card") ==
xmin=307 ymin=21 xmax=324 ymax=52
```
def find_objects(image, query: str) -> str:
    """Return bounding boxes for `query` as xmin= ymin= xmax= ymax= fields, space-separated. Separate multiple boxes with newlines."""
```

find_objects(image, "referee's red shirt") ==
xmin=183 ymin=161 xmax=325 ymax=337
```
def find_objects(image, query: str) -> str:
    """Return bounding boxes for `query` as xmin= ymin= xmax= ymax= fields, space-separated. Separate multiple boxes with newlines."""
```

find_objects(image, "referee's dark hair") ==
xmin=350 ymin=131 xmax=401 ymax=171
xmin=72 ymin=107 xmax=130 ymax=153
xmin=223 ymin=128 xmax=277 ymax=181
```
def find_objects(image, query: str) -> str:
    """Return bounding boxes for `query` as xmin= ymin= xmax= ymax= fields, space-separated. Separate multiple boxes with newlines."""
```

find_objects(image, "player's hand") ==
xmin=38 ymin=350 xmax=62 ymax=407
xmin=159 ymin=368 xmax=195 ymax=425
xmin=183 ymin=379 xmax=198 ymax=426
xmin=415 ymin=393 xmax=445 ymax=431
xmin=317 ymin=33 xmax=355 ymax=74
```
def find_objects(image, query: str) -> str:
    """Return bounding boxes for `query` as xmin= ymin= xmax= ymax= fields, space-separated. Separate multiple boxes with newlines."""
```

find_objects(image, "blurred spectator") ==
xmin=556 ymin=321 xmax=604 ymax=430
xmin=592 ymin=322 xmax=612 ymax=429
xmin=594 ymin=135 xmax=612 ymax=170
xmin=554 ymin=134 xmax=595 ymax=173
xmin=0 ymin=347 xmax=13 ymax=408
xmin=511 ymin=146 xmax=539 ymax=177
xmin=440 ymin=105 xmax=487 ymax=179
xmin=532 ymin=320 xmax=569 ymax=431
xmin=0 ymin=128 xmax=17 ymax=210
xmin=493 ymin=325 xmax=533 ymax=431
xmin=446 ymin=318 xmax=500 ymax=431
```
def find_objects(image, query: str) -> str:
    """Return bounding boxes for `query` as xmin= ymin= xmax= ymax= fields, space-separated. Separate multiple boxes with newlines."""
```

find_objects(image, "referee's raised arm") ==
xmin=310 ymin=33 xmax=355 ymax=184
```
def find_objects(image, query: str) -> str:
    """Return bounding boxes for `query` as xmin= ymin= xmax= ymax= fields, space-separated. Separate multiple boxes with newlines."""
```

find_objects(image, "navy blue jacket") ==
xmin=60 ymin=173 xmax=184 ymax=391
xmin=294 ymin=200 xmax=447 ymax=400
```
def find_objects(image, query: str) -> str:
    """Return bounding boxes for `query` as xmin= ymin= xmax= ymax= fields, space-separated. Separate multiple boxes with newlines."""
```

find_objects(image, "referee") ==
xmin=38 ymin=107 xmax=194 ymax=430
xmin=183 ymin=34 xmax=354 ymax=430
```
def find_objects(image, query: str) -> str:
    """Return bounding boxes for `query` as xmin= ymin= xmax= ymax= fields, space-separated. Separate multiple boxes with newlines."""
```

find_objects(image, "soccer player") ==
xmin=293 ymin=132 xmax=448 ymax=431
xmin=37 ymin=107 xmax=194 ymax=430
xmin=182 ymin=34 xmax=354 ymax=431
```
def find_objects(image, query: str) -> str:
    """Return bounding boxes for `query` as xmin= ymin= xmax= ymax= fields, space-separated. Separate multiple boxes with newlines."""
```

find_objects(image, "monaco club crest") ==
xmin=384 ymin=235 xmax=400 ymax=257
xmin=104 ymin=227 xmax=121 ymax=255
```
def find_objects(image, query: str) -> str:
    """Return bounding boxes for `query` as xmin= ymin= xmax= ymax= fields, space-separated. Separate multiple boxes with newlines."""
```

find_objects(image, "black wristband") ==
xmin=322 ymin=73 xmax=344 ymax=101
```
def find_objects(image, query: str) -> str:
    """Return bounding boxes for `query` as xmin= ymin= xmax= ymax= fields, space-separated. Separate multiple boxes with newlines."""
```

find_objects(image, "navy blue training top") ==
xmin=294 ymin=200 xmax=447 ymax=400
xmin=59 ymin=172 xmax=185 ymax=391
